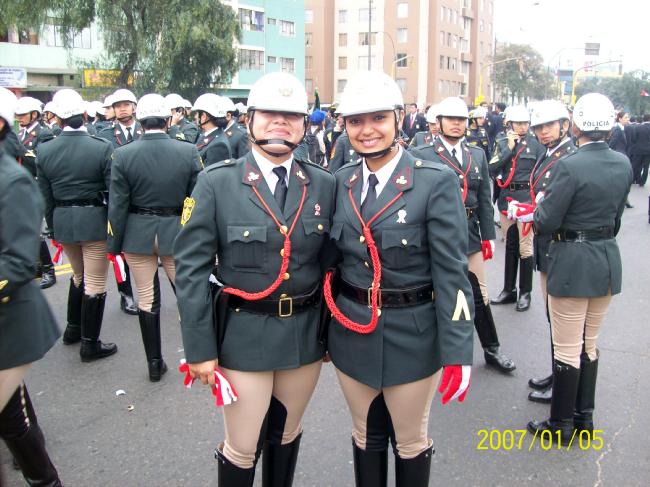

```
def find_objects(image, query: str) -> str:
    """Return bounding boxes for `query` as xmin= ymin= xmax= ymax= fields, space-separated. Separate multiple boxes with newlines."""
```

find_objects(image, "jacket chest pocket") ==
xmin=296 ymin=217 xmax=330 ymax=265
xmin=381 ymin=225 xmax=422 ymax=269
xmin=467 ymin=169 xmax=482 ymax=189
xmin=226 ymin=225 xmax=267 ymax=273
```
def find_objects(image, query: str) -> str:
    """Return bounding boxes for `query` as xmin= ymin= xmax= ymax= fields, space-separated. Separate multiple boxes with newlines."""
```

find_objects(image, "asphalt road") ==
xmin=2 ymin=185 xmax=649 ymax=487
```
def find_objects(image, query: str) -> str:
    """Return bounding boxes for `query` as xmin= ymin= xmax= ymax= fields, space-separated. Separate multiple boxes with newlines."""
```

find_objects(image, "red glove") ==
xmin=439 ymin=365 xmax=471 ymax=405
xmin=481 ymin=240 xmax=494 ymax=261
xmin=106 ymin=253 xmax=127 ymax=283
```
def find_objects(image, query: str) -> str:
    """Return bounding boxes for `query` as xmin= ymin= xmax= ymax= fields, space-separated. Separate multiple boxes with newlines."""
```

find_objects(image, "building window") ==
xmin=338 ymin=9 xmax=348 ymax=23
xmin=452 ymin=34 xmax=458 ymax=48
xmin=453 ymin=10 xmax=458 ymax=24
xmin=337 ymin=79 xmax=347 ymax=93
xmin=305 ymin=79 xmax=313 ymax=94
xmin=305 ymin=56 xmax=313 ymax=69
xmin=358 ymin=32 xmax=377 ymax=46
xmin=44 ymin=23 xmax=91 ymax=48
xmin=461 ymin=61 xmax=470 ymax=75
xmin=339 ymin=56 xmax=348 ymax=69
xmin=463 ymin=17 xmax=472 ymax=32
xmin=239 ymin=8 xmax=264 ymax=32
xmin=239 ymin=49 xmax=264 ymax=70
xmin=338 ymin=33 xmax=347 ymax=46
xmin=446 ymin=8 xmax=451 ymax=22
xmin=447 ymin=32 xmax=451 ymax=46
xmin=396 ymin=78 xmax=407 ymax=93
xmin=440 ymin=31 xmax=445 ymax=45
xmin=397 ymin=28 xmax=407 ymax=43
xmin=439 ymin=55 xmax=445 ymax=69
xmin=395 ymin=53 xmax=408 ymax=68
xmin=451 ymin=58 xmax=457 ymax=72
xmin=358 ymin=8 xmax=377 ymax=22
xmin=441 ymin=6 xmax=445 ymax=19
xmin=460 ymin=38 xmax=469 ymax=53
xmin=480 ymin=20 xmax=484 ymax=32
xmin=463 ymin=0 xmax=471 ymax=8
xmin=305 ymin=32 xmax=313 ymax=47
xmin=281 ymin=57 xmax=295 ymax=73
xmin=461 ymin=82 xmax=467 ymax=96
xmin=480 ymin=0 xmax=485 ymax=10
xmin=267 ymin=17 xmax=276 ymax=25
xmin=447 ymin=56 xmax=451 ymax=70
xmin=357 ymin=55 xmax=376 ymax=70
xmin=397 ymin=3 xmax=408 ymax=18
xmin=279 ymin=20 xmax=295 ymax=37
xmin=268 ymin=55 xmax=277 ymax=63
xmin=305 ymin=9 xmax=314 ymax=23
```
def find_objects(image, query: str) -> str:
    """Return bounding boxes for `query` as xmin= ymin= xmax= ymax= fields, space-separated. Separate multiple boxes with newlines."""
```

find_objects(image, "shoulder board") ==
xmin=301 ymin=159 xmax=331 ymax=173
xmin=412 ymin=158 xmax=443 ymax=170
xmin=204 ymin=158 xmax=238 ymax=172
xmin=334 ymin=158 xmax=362 ymax=175
xmin=89 ymin=134 xmax=112 ymax=145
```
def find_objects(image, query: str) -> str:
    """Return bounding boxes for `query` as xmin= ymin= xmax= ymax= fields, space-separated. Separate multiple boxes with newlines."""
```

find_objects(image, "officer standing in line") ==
xmin=192 ymin=94 xmax=232 ymax=167
xmin=328 ymin=130 xmax=361 ymax=173
xmin=466 ymin=106 xmax=491 ymax=161
xmin=14 ymin=96 xmax=58 ymax=290
xmin=97 ymin=88 xmax=140 ymax=315
xmin=174 ymin=72 xmax=335 ymax=486
xmin=37 ymin=89 xmax=118 ymax=362
xmin=408 ymin=105 xmax=439 ymax=148
xmin=411 ymin=97 xmax=515 ymax=374
xmin=95 ymin=94 xmax=115 ymax=132
xmin=525 ymin=93 xmax=632 ymax=443
xmin=523 ymin=101 xmax=577 ymax=404
xmin=165 ymin=93 xmax=200 ymax=144
xmin=234 ymin=102 xmax=248 ymax=130
xmin=222 ymin=96 xmax=251 ymax=159
xmin=43 ymin=101 xmax=61 ymax=136
xmin=325 ymin=72 xmax=473 ymax=487
xmin=0 ymin=86 xmax=63 ymax=487
xmin=107 ymin=94 xmax=202 ymax=382
xmin=489 ymin=106 xmax=545 ymax=312
xmin=324 ymin=109 xmax=343 ymax=159
xmin=84 ymin=101 xmax=98 ymax=135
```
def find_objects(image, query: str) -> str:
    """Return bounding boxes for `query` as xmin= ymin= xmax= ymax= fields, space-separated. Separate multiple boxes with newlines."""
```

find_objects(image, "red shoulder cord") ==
xmin=496 ymin=143 xmax=527 ymax=189
xmin=323 ymin=188 xmax=403 ymax=334
xmin=222 ymin=185 xmax=307 ymax=300
xmin=437 ymin=152 xmax=472 ymax=204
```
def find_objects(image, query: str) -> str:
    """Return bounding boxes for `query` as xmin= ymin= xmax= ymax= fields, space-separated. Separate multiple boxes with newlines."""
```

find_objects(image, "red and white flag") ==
xmin=641 ymin=89 xmax=649 ymax=97
xmin=178 ymin=359 xmax=238 ymax=408
xmin=107 ymin=253 xmax=127 ymax=283
xmin=51 ymin=240 xmax=64 ymax=265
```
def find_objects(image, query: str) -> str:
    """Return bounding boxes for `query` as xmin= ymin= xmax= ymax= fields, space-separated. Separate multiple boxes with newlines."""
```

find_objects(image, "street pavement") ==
xmin=2 ymin=185 xmax=649 ymax=487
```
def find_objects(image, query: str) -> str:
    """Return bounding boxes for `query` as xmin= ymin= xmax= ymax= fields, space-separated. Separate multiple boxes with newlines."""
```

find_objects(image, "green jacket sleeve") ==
xmin=107 ymin=152 xmax=130 ymax=255
xmin=477 ymin=154 xmax=496 ymax=241
xmin=36 ymin=155 xmax=55 ymax=232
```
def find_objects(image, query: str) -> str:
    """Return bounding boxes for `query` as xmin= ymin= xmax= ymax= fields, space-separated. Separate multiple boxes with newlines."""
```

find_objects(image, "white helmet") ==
xmin=425 ymin=105 xmax=439 ymax=123
xmin=247 ymin=72 xmax=309 ymax=115
xmin=469 ymin=106 xmax=488 ymax=119
xmin=43 ymin=101 xmax=57 ymax=115
xmin=165 ymin=93 xmax=185 ymax=111
xmin=436 ymin=97 xmax=469 ymax=119
xmin=14 ymin=96 xmax=43 ymax=115
xmin=530 ymin=100 xmax=570 ymax=128
xmin=102 ymin=94 xmax=114 ymax=108
xmin=136 ymin=93 xmax=169 ymax=120
xmin=112 ymin=88 xmax=137 ymax=105
xmin=52 ymin=89 xmax=85 ymax=119
xmin=192 ymin=93 xmax=228 ymax=118
xmin=219 ymin=96 xmax=236 ymax=114
xmin=234 ymin=102 xmax=247 ymax=114
xmin=573 ymin=93 xmax=615 ymax=132
xmin=182 ymin=98 xmax=192 ymax=109
xmin=504 ymin=105 xmax=530 ymax=123
xmin=0 ymin=87 xmax=18 ymax=125
xmin=85 ymin=100 xmax=97 ymax=118
xmin=91 ymin=101 xmax=105 ymax=117
xmin=337 ymin=71 xmax=403 ymax=117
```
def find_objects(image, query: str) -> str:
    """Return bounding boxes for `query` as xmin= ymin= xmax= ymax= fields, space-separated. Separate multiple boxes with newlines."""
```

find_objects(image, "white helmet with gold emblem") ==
xmin=247 ymin=72 xmax=309 ymax=115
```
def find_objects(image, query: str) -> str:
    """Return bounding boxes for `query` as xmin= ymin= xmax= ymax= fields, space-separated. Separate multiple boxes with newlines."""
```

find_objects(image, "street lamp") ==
xmin=476 ymin=56 xmax=521 ymax=106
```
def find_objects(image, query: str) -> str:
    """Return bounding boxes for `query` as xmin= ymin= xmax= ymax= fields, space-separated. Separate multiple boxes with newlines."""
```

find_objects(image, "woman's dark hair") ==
xmin=62 ymin=114 xmax=84 ymax=129
xmin=141 ymin=117 xmax=167 ymax=130
xmin=0 ymin=121 xmax=9 ymax=141
xmin=615 ymin=111 xmax=628 ymax=122
xmin=583 ymin=131 xmax=608 ymax=142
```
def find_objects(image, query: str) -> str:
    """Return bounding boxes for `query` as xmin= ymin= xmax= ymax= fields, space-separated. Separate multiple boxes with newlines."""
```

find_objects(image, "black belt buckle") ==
xmin=367 ymin=286 xmax=382 ymax=309
xmin=278 ymin=296 xmax=293 ymax=318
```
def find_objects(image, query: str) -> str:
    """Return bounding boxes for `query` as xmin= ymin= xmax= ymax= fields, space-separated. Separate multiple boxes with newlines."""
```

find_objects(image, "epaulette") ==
xmin=334 ymin=157 xmax=362 ymax=175
xmin=301 ymin=159 xmax=331 ymax=173
xmin=204 ymin=158 xmax=237 ymax=172
xmin=89 ymin=134 xmax=112 ymax=145
xmin=412 ymin=158 xmax=444 ymax=170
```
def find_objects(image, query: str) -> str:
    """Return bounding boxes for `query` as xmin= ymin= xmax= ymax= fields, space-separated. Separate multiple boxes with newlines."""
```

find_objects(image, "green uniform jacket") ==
xmin=0 ymin=149 xmax=60 ymax=370
xmin=412 ymin=139 xmax=495 ymax=255
xmin=534 ymin=142 xmax=632 ymax=297
xmin=169 ymin=118 xmax=200 ymax=144
xmin=196 ymin=128 xmax=232 ymax=167
xmin=174 ymin=152 xmax=336 ymax=369
xmin=107 ymin=133 xmax=202 ymax=255
xmin=408 ymin=131 xmax=436 ymax=148
xmin=36 ymin=131 xmax=113 ymax=243
xmin=328 ymin=151 xmax=474 ymax=389
xmin=531 ymin=140 xmax=577 ymax=273
xmin=98 ymin=121 xmax=143 ymax=149
xmin=466 ymin=126 xmax=491 ymax=161
xmin=18 ymin=122 xmax=53 ymax=178
xmin=224 ymin=123 xmax=251 ymax=159
xmin=329 ymin=133 xmax=360 ymax=173
xmin=489 ymin=133 xmax=545 ymax=210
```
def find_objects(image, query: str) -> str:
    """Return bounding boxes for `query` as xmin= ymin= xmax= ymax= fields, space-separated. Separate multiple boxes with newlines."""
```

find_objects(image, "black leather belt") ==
xmin=129 ymin=206 xmax=183 ymax=216
xmin=340 ymin=280 xmax=435 ymax=308
xmin=465 ymin=207 xmax=477 ymax=219
xmin=508 ymin=182 xmax=530 ymax=190
xmin=54 ymin=198 xmax=104 ymax=207
xmin=553 ymin=227 xmax=615 ymax=242
xmin=228 ymin=285 xmax=321 ymax=318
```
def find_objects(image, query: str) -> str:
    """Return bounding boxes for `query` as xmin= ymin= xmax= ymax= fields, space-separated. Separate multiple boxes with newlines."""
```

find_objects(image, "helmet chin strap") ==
xmin=542 ymin=120 xmax=568 ymax=148
xmin=247 ymin=111 xmax=307 ymax=158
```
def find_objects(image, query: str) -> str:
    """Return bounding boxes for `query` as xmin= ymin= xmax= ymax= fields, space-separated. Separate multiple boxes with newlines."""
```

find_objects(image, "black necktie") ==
xmin=126 ymin=126 xmax=133 ymax=142
xmin=452 ymin=147 xmax=461 ymax=167
xmin=361 ymin=174 xmax=379 ymax=220
xmin=273 ymin=166 xmax=288 ymax=212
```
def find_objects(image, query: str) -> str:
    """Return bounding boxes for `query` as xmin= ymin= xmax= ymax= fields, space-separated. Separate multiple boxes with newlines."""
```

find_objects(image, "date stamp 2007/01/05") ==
xmin=476 ymin=429 xmax=604 ymax=451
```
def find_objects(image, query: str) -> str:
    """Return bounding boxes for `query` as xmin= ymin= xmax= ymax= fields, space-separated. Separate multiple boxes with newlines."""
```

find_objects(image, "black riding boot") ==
xmin=62 ymin=277 xmax=83 ymax=344
xmin=117 ymin=263 xmax=137 ymax=315
xmin=137 ymin=309 xmax=168 ymax=381
xmin=352 ymin=440 xmax=387 ymax=487
xmin=39 ymin=241 xmax=56 ymax=290
xmin=574 ymin=351 xmax=599 ymax=433
xmin=79 ymin=292 xmax=118 ymax=362
xmin=394 ymin=443 xmax=434 ymax=487
xmin=215 ymin=444 xmax=255 ymax=487
xmin=516 ymin=257 xmax=533 ymax=311
xmin=262 ymin=432 xmax=302 ymax=487
xmin=528 ymin=360 xmax=580 ymax=444
xmin=491 ymin=224 xmax=519 ymax=304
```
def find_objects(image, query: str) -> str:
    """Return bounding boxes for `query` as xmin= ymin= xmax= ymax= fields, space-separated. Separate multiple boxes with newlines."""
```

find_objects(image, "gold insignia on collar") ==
xmin=395 ymin=175 xmax=407 ymax=185
xmin=181 ymin=197 xmax=196 ymax=226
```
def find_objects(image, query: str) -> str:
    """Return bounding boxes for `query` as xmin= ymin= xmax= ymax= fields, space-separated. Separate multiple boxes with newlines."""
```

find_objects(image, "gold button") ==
xmin=317 ymin=224 xmax=324 ymax=231
xmin=243 ymin=230 xmax=250 ymax=237
xmin=359 ymin=235 xmax=365 ymax=243
xmin=280 ymin=248 xmax=285 ymax=257
xmin=1 ymin=296 xmax=9 ymax=303
xmin=415 ymin=160 xmax=422 ymax=167
xmin=401 ymin=239 xmax=408 ymax=246
xmin=280 ymin=293 xmax=288 ymax=298
xmin=280 ymin=225 xmax=288 ymax=234
xmin=364 ymin=261 xmax=370 ymax=268
xmin=283 ymin=272 xmax=290 ymax=280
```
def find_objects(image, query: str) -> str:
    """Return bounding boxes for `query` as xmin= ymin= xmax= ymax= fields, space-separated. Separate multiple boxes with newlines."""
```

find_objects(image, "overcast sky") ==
xmin=493 ymin=0 xmax=649 ymax=72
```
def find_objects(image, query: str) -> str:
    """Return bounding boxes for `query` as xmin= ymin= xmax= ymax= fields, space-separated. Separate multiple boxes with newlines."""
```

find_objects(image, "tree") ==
xmin=492 ymin=43 xmax=554 ymax=104
xmin=575 ymin=71 xmax=650 ymax=116
xmin=0 ymin=0 xmax=241 ymax=100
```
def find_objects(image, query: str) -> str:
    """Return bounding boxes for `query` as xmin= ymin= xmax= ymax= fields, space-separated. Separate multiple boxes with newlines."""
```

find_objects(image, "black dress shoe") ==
xmin=625 ymin=201 xmax=633 ymax=208
xmin=490 ymin=289 xmax=517 ymax=305
xmin=529 ymin=374 xmax=552 ymax=390
xmin=120 ymin=293 xmax=138 ymax=315
xmin=528 ymin=385 xmax=552 ymax=403
xmin=39 ymin=265 xmax=57 ymax=289
xmin=484 ymin=347 xmax=516 ymax=372
xmin=515 ymin=292 xmax=531 ymax=311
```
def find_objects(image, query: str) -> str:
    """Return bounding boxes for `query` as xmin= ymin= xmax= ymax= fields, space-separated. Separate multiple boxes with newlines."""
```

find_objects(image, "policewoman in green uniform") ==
xmin=108 ymin=94 xmax=202 ymax=382
xmin=466 ymin=106 xmax=491 ymax=161
xmin=165 ymin=93 xmax=200 ymax=144
xmin=324 ymin=72 xmax=474 ymax=487
xmin=192 ymin=93 xmax=232 ymax=167
xmin=407 ymin=105 xmax=439 ymax=148
xmin=174 ymin=72 xmax=335 ymax=486
xmin=0 ymin=87 xmax=62 ymax=486
xmin=37 ymin=89 xmax=117 ymax=362
xmin=523 ymin=101 xmax=577 ymax=404
xmin=525 ymin=93 xmax=632 ymax=443
xmin=222 ymin=96 xmax=252 ymax=159
xmin=411 ymin=96 xmax=515 ymax=374
xmin=489 ymin=106 xmax=545 ymax=312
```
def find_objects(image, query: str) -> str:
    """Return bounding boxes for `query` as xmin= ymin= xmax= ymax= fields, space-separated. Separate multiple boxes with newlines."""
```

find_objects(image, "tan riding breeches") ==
xmin=220 ymin=360 xmax=322 ymax=469
xmin=468 ymin=252 xmax=489 ymax=305
xmin=539 ymin=272 xmax=548 ymax=308
xmin=336 ymin=368 xmax=441 ymax=459
xmin=500 ymin=214 xmax=533 ymax=259
xmin=548 ymin=293 xmax=612 ymax=368
xmin=0 ymin=364 xmax=31 ymax=412
xmin=63 ymin=241 xmax=109 ymax=295
xmin=124 ymin=241 xmax=175 ymax=312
